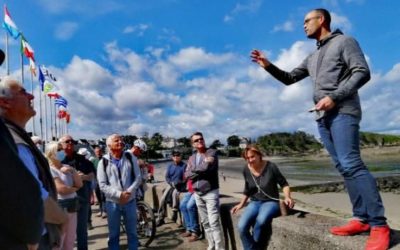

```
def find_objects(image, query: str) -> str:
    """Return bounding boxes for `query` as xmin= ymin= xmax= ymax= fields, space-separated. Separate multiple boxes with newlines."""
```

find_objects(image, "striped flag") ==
xmin=47 ymin=92 xmax=60 ymax=99
xmin=55 ymin=96 xmax=68 ymax=108
xmin=2 ymin=5 xmax=20 ymax=39
xmin=21 ymin=35 xmax=35 ymax=61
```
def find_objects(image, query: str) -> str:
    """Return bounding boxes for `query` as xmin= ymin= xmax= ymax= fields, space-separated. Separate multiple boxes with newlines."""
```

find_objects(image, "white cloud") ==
xmin=54 ymin=22 xmax=79 ymax=40
xmin=123 ymin=24 xmax=150 ymax=36
xmin=168 ymin=47 xmax=234 ymax=72
xmin=224 ymin=0 xmax=263 ymax=23
xmin=113 ymin=81 xmax=169 ymax=110
xmin=383 ymin=63 xmax=400 ymax=82
xmin=274 ymin=41 xmax=315 ymax=70
xmin=37 ymin=0 xmax=122 ymax=15
xmin=330 ymin=12 xmax=352 ymax=32
xmin=30 ymin=40 xmax=400 ymax=143
xmin=272 ymin=21 xmax=295 ymax=32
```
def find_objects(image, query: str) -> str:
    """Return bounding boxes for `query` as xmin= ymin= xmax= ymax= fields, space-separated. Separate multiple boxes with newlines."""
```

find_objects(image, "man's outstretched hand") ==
xmin=251 ymin=49 xmax=271 ymax=69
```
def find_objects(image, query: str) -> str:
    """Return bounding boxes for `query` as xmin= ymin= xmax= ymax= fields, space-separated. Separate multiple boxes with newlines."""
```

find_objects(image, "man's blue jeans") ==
xmin=106 ymin=200 xmax=138 ymax=250
xmin=317 ymin=113 xmax=386 ymax=226
xmin=237 ymin=200 xmax=279 ymax=250
xmin=179 ymin=192 xmax=199 ymax=234
xmin=76 ymin=200 xmax=89 ymax=250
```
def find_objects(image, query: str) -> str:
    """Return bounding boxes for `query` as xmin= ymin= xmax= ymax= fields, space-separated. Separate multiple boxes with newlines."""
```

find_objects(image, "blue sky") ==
xmin=1 ymin=0 xmax=400 ymax=143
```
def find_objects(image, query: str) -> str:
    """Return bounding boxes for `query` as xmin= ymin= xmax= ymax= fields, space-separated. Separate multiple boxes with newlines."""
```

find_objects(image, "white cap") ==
xmin=134 ymin=139 xmax=147 ymax=152
xmin=77 ymin=147 xmax=91 ymax=159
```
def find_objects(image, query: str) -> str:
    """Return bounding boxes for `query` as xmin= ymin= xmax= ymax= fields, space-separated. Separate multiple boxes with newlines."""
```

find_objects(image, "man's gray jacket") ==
xmin=97 ymin=152 xmax=141 ymax=203
xmin=265 ymin=29 xmax=370 ymax=120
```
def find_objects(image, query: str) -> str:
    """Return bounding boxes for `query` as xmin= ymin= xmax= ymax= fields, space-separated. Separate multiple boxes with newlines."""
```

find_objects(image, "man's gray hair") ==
xmin=0 ymin=76 xmax=21 ymax=115
xmin=106 ymin=134 xmax=122 ymax=148
xmin=59 ymin=134 xmax=73 ymax=143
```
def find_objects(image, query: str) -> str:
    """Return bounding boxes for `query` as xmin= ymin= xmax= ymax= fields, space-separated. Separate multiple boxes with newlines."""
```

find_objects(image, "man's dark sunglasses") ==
xmin=193 ymin=138 xmax=204 ymax=143
xmin=63 ymin=139 xmax=75 ymax=144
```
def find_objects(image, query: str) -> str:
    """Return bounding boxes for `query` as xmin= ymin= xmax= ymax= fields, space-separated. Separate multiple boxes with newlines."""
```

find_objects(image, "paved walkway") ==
xmin=87 ymin=206 xmax=207 ymax=250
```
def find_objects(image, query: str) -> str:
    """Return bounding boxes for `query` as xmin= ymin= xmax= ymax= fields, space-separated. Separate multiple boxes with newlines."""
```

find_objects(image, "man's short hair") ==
xmin=314 ymin=8 xmax=331 ymax=27
xmin=0 ymin=77 xmax=22 ymax=115
xmin=106 ymin=134 xmax=121 ymax=148
xmin=190 ymin=131 xmax=204 ymax=142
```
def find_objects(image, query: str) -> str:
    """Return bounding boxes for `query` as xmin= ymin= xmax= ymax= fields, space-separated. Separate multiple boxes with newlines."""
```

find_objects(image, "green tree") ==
xmin=177 ymin=137 xmax=191 ymax=148
xmin=209 ymin=139 xmax=224 ymax=149
xmin=227 ymin=135 xmax=240 ymax=147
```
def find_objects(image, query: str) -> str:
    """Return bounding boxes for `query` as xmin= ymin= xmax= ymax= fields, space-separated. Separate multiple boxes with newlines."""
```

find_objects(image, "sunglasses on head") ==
xmin=193 ymin=138 xmax=204 ymax=143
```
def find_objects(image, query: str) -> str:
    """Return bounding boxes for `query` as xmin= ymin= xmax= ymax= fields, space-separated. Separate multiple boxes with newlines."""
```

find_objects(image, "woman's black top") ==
xmin=242 ymin=161 xmax=288 ymax=202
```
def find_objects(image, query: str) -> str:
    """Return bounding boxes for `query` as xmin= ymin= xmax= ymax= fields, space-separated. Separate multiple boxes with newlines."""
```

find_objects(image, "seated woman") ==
xmin=231 ymin=144 xmax=295 ymax=250
xmin=45 ymin=142 xmax=83 ymax=250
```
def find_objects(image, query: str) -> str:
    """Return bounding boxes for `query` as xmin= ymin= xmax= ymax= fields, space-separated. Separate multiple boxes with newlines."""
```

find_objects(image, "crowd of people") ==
xmin=0 ymin=7 xmax=391 ymax=250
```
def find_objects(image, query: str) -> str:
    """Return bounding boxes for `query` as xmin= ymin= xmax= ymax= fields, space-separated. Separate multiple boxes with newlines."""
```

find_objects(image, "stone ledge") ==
xmin=145 ymin=183 xmax=400 ymax=249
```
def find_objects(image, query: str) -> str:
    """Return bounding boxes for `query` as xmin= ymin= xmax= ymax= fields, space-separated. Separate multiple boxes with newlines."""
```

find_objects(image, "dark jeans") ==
xmin=76 ymin=200 xmax=90 ymax=250
xmin=317 ymin=113 xmax=386 ymax=226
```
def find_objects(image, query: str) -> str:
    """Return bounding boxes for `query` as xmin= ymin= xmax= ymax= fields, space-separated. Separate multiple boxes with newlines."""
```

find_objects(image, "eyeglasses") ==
xmin=63 ymin=139 xmax=74 ymax=144
xmin=304 ymin=16 xmax=321 ymax=24
xmin=193 ymin=138 xmax=204 ymax=143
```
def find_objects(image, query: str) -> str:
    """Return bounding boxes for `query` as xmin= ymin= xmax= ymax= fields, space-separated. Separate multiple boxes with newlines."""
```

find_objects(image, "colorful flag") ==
xmin=47 ymin=92 xmax=60 ymax=99
xmin=39 ymin=65 xmax=58 ymax=93
xmin=41 ymin=65 xmax=57 ymax=82
xmin=58 ymin=110 xmax=67 ymax=119
xmin=55 ymin=96 xmax=68 ymax=108
xmin=29 ymin=58 xmax=36 ymax=76
xmin=38 ymin=66 xmax=45 ymax=91
xmin=21 ymin=35 xmax=35 ymax=61
xmin=65 ymin=113 xmax=71 ymax=124
xmin=2 ymin=5 xmax=20 ymax=39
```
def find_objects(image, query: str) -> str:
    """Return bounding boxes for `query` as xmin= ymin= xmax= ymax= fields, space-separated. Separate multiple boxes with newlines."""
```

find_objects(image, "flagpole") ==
xmin=20 ymin=44 xmax=24 ymax=84
xmin=39 ymin=86 xmax=43 ymax=140
xmin=49 ymin=96 xmax=53 ymax=140
xmin=55 ymin=105 xmax=58 ymax=140
xmin=44 ymin=94 xmax=48 ymax=142
xmin=5 ymin=33 xmax=9 ymax=75
xmin=30 ymin=72 xmax=36 ymax=135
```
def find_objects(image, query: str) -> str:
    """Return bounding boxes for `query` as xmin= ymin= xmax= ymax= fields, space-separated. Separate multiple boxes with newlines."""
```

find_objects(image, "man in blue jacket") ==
xmin=156 ymin=150 xmax=186 ymax=226
xmin=251 ymin=8 xmax=389 ymax=250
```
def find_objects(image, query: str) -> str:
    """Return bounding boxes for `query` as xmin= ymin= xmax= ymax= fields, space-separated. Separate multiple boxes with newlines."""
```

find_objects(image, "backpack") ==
xmin=102 ymin=152 xmax=135 ymax=186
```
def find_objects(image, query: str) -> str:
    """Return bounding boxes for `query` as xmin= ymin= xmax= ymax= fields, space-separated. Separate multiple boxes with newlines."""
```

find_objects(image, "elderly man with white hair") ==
xmin=97 ymin=134 xmax=141 ymax=250
xmin=0 ymin=76 xmax=67 ymax=249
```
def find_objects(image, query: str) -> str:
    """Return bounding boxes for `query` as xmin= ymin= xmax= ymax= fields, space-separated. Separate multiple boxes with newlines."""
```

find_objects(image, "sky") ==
xmin=1 ymin=0 xmax=400 ymax=144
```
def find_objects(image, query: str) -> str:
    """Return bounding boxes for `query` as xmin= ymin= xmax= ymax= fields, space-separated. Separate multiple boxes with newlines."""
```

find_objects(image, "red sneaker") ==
xmin=365 ymin=225 xmax=390 ymax=250
xmin=330 ymin=220 xmax=370 ymax=236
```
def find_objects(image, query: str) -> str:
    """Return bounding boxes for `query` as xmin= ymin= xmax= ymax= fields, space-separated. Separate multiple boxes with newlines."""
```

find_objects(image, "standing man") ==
xmin=251 ymin=8 xmax=389 ymax=250
xmin=97 ymin=134 xmax=141 ymax=250
xmin=59 ymin=135 xmax=95 ymax=250
xmin=92 ymin=146 xmax=107 ymax=218
xmin=130 ymin=138 xmax=147 ymax=158
xmin=0 ymin=76 xmax=67 ymax=249
xmin=185 ymin=132 xmax=225 ymax=250
xmin=0 ymin=50 xmax=42 ymax=250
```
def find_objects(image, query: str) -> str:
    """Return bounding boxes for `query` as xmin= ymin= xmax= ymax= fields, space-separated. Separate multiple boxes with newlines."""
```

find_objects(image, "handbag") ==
xmin=58 ymin=197 xmax=80 ymax=213
xmin=250 ymin=172 xmax=291 ymax=216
